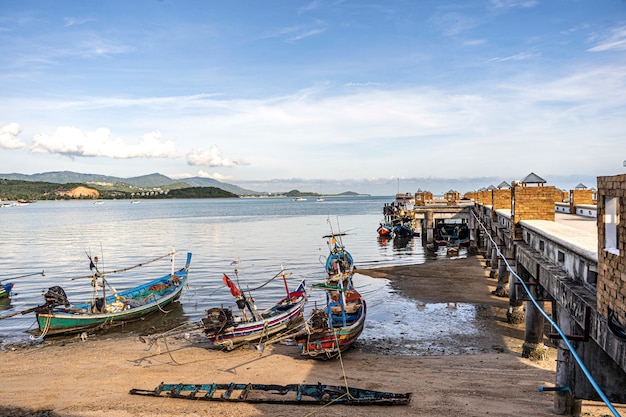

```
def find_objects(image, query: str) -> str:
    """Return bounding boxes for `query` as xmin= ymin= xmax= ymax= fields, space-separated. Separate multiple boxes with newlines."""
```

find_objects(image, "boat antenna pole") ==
xmin=279 ymin=264 xmax=290 ymax=299
xmin=100 ymin=245 xmax=106 ymax=307
xmin=86 ymin=251 xmax=104 ymax=312
xmin=0 ymin=270 xmax=45 ymax=284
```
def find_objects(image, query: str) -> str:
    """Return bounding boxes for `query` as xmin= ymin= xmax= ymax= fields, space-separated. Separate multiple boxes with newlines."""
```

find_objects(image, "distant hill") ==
xmin=0 ymin=171 xmax=259 ymax=196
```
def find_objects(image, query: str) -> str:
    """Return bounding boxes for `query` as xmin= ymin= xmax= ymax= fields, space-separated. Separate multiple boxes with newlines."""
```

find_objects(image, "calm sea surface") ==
xmin=0 ymin=196 xmax=440 ymax=345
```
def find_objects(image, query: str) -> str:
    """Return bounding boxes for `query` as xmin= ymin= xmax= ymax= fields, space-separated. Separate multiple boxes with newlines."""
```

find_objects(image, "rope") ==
xmin=303 ymin=329 xmax=353 ymax=417
xmin=29 ymin=315 xmax=52 ymax=340
xmin=71 ymin=252 xmax=177 ymax=280
xmin=472 ymin=208 xmax=621 ymax=417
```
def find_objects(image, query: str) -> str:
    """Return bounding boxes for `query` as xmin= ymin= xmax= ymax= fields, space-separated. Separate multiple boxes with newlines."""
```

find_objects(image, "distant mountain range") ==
xmin=0 ymin=171 xmax=258 ymax=196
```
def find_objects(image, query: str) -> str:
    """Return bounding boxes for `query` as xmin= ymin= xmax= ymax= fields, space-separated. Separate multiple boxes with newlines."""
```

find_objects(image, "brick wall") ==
xmin=491 ymin=189 xmax=511 ymax=221
xmin=569 ymin=189 xmax=597 ymax=214
xmin=597 ymin=174 xmax=626 ymax=321
xmin=510 ymin=185 xmax=560 ymax=240
xmin=415 ymin=191 xmax=433 ymax=206
xmin=445 ymin=191 xmax=460 ymax=206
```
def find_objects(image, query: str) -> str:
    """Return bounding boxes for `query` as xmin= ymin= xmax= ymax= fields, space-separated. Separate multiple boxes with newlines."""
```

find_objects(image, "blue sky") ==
xmin=1 ymin=0 xmax=625 ymax=195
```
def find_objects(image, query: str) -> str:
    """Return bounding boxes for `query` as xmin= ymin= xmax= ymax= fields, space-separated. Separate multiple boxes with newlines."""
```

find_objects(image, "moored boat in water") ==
xmin=33 ymin=252 xmax=191 ymax=337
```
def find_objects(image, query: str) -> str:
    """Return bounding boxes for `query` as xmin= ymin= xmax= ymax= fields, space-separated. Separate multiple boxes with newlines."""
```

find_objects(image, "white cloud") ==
xmin=0 ymin=123 xmax=27 ymax=150
xmin=197 ymin=170 xmax=233 ymax=181
xmin=588 ymin=26 xmax=626 ymax=52
xmin=186 ymin=145 xmax=249 ymax=167
xmin=31 ymin=127 xmax=178 ymax=159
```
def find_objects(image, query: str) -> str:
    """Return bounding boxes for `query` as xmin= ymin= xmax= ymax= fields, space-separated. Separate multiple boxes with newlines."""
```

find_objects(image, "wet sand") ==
xmin=1 ymin=254 xmax=623 ymax=417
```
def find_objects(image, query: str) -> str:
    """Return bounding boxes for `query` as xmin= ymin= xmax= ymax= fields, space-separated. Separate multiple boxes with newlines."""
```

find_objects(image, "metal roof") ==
xmin=521 ymin=172 xmax=546 ymax=185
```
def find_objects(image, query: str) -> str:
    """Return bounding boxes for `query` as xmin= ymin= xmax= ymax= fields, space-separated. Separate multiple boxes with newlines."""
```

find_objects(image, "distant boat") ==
xmin=94 ymin=201 xmax=105 ymax=205
xmin=292 ymin=197 xmax=306 ymax=201
xmin=377 ymin=221 xmax=394 ymax=238
xmin=130 ymin=200 xmax=140 ymax=204
xmin=317 ymin=195 xmax=324 ymax=202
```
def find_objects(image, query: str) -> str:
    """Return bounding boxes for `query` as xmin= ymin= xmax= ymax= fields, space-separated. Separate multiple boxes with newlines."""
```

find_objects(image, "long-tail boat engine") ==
xmin=202 ymin=307 xmax=234 ymax=334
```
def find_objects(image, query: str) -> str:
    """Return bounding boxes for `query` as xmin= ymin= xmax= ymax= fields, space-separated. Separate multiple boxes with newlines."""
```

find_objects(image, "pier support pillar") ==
xmin=424 ymin=210 xmax=434 ymax=244
xmin=507 ymin=265 xmax=525 ymax=324
xmin=554 ymin=346 xmax=575 ymax=415
xmin=489 ymin=246 xmax=499 ymax=278
xmin=493 ymin=259 xmax=510 ymax=297
xmin=469 ymin=226 xmax=479 ymax=253
xmin=522 ymin=300 xmax=545 ymax=360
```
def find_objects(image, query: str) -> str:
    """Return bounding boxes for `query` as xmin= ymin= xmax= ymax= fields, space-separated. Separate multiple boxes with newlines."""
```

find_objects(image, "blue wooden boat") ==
xmin=130 ymin=381 xmax=411 ymax=405
xmin=0 ymin=283 xmax=13 ymax=299
xmin=295 ymin=228 xmax=366 ymax=359
xmin=35 ymin=252 xmax=191 ymax=337
xmin=202 ymin=271 xmax=307 ymax=351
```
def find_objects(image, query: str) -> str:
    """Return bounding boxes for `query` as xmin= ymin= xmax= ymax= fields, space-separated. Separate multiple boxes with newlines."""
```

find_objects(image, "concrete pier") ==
xmin=396 ymin=173 xmax=625 ymax=415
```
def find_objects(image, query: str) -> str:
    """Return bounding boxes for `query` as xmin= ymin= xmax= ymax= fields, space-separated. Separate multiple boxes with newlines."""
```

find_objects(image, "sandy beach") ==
xmin=1 ymin=254 xmax=623 ymax=417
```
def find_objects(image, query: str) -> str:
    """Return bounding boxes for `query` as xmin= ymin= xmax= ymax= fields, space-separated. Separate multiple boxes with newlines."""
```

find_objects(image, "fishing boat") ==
xmin=434 ymin=222 xmax=470 ymax=247
xmin=130 ymin=381 xmax=411 ymax=405
xmin=34 ymin=252 xmax=191 ymax=337
xmin=377 ymin=221 xmax=394 ymax=238
xmin=0 ymin=283 xmax=13 ymax=299
xmin=202 ymin=269 xmax=307 ymax=351
xmin=294 ymin=226 xmax=366 ymax=359
xmin=0 ymin=270 xmax=44 ymax=299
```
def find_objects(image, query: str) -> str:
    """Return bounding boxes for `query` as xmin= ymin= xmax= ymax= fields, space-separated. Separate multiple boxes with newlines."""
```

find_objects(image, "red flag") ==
xmin=222 ymin=274 xmax=242 ymax=298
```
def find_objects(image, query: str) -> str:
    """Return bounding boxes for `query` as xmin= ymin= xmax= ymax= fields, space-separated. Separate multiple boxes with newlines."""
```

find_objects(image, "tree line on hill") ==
xmin=0 ymin=179 xmax=238 ymax=201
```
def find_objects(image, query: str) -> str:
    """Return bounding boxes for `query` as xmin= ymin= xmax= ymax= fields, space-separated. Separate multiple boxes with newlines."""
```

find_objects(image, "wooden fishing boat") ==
xmin=0 ymin=283 xmax=13 ymax=299
xmin=295 ymin=285 xmax=366 ymax=359
xmin=295 ymin=226 xmax=366 ymax=359
xmin=0 ymin=270 xmax=44 ymax=299
xmin=35 ymin=252 xmax=191 ymax=337
xmin=377 ymin=221 xmax=394 ymax=238
xmin=434 ymin=223 xmax=470 ymax=247
xmin=130 ymin=381 xmax=411 ymax=405
xmin=202 ymin=271 xmax=307 ymax=351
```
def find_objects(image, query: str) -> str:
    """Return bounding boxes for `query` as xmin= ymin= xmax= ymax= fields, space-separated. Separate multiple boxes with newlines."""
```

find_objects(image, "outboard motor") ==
xmin=44 ymin=286 xmax=69 ymax=307
xmin=310 ymin=308 xmax=329 ymax=330
xmin=202 ymin=308 xmax=234 ymax=334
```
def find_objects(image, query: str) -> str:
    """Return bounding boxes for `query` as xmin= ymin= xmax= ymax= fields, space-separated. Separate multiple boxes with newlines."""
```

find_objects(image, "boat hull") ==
xmin=36 ymin=252 xmax=192 ymax=337
xmin=130 ymin=381 xmax=410 ymax=405
xmin=295 ymin=296 xmax=366 ymax=359
xmin=204 ymin=281 xmax=307 ymax=350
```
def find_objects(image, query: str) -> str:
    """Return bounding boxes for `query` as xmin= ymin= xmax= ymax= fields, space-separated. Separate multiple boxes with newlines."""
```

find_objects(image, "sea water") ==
xmin=0 ymin=196 xmax=479 ymax=352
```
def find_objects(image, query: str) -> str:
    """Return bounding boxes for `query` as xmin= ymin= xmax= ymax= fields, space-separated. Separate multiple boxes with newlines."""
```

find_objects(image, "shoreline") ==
xmin=1 ymin=254 xmax=623 ymax=417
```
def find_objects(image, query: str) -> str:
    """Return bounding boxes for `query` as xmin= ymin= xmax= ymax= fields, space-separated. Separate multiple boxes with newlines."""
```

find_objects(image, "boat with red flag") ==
xmin=201 ymin=266 xmax=307 ymax=351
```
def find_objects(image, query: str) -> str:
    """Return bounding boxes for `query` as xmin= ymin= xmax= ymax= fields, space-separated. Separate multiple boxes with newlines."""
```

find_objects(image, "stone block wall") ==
xmin=597 ymin=174 xmax=626 ymax=321
xmin=569 ymin=189 xmax=597 ymax=214
xmin=510 ymin=185 xmax=560 ymax=240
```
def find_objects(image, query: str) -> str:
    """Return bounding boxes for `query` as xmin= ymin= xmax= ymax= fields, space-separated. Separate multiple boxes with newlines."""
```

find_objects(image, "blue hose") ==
xmin=472 ymin=209 xmax=622 ymax=417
